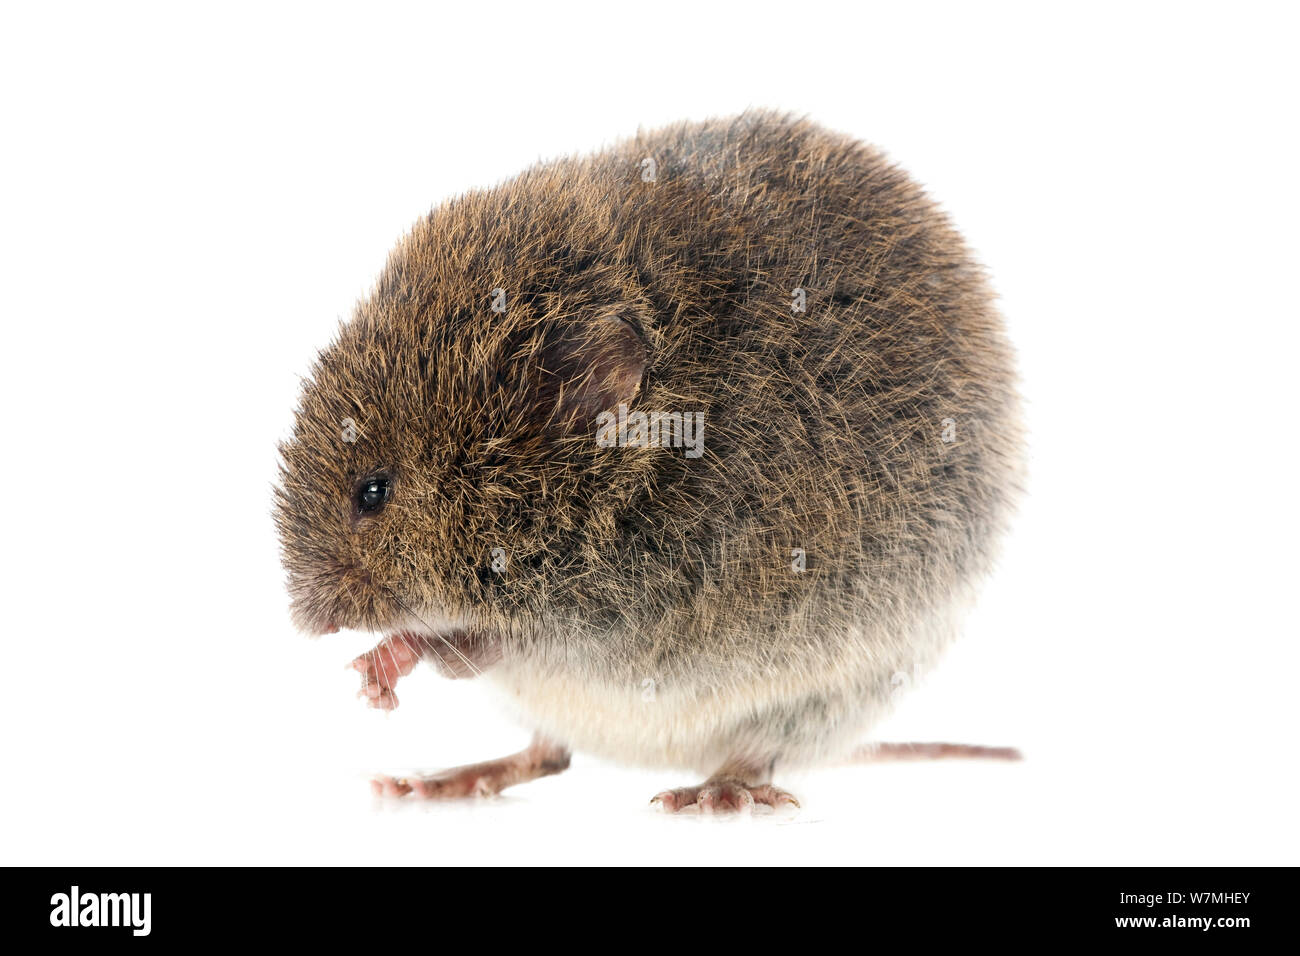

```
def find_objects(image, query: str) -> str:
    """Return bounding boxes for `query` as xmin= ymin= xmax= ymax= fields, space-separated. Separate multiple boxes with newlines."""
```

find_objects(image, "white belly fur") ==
xmin=484 ymin=597 xmax=967 ymax=775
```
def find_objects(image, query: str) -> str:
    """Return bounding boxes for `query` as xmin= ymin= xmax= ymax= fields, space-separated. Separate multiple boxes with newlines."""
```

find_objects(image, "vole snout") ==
xmin=286 ymin=558 xmax=390 ymax=637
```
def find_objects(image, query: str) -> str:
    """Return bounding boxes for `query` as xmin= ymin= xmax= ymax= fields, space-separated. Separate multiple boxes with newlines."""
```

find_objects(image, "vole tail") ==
xmin=847 ymin=742 xmax=1022 ymax=762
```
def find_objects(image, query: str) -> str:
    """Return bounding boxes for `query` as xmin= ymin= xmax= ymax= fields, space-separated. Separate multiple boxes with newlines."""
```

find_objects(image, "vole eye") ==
xmin=354 ymin=476 xmax=390 ymax=515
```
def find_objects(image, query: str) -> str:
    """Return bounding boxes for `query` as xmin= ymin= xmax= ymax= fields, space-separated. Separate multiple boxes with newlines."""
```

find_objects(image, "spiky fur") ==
xmin=275 ymin=111 xmax=1024 ymax=776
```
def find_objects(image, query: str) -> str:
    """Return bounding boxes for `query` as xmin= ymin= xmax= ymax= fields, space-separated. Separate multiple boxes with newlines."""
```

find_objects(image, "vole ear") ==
xmin=538 ymin=315 xmax=647 ymax=428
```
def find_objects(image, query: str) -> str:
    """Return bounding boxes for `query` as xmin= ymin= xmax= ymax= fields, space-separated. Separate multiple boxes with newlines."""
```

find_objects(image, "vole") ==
xmin=275 ymin=111 xmax=1024 ymax=812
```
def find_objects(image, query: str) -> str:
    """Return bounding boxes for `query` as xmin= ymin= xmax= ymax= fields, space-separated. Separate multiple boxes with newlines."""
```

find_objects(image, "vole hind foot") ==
xmin=651 ymin=779 xmax=800 ymax=815
xmin=370 ymin=734 xmax=571 ymax=800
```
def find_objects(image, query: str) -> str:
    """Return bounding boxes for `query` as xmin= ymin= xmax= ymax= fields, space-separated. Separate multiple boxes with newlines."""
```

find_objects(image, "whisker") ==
xmin=387 ymin=592 xmax=483 ymax=678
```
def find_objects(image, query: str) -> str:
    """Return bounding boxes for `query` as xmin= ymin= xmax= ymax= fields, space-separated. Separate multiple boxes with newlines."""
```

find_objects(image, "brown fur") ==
xmin=275 ymin=110 xmax=1023 ymax=776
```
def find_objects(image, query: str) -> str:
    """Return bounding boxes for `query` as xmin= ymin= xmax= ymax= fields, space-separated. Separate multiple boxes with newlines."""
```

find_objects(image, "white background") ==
xmin=2 ymin=1 xmax=1296 ymax=865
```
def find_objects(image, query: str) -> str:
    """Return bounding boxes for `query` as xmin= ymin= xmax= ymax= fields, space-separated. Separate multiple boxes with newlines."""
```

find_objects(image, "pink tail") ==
xmin=848 ymin=742 xmax=1022 ymax=762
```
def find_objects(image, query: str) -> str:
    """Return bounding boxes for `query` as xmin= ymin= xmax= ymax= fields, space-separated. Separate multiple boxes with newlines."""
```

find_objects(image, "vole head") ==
xmin=274 ymin=244 xmax=648 ymax=638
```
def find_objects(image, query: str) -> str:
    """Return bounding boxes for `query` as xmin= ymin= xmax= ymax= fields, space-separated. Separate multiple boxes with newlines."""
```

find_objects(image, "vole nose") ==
xmin=322 ymin=621 xmax=340 ymax=634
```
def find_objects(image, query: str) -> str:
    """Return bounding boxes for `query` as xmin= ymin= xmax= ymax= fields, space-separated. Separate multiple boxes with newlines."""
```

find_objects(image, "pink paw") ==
xmin=369 ymin=769 xmax=500 ymax=800
xmin=651 ymin=780 xmax=800 ymax=814
xmin=350 ymin=633 xmax=424 ymax=710
xmin=369 ymin=744 xmax=569 ymax=801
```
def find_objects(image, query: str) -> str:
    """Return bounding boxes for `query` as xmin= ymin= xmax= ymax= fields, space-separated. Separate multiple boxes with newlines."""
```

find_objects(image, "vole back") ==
xmin=276 ymin=111 xmax=1023 ymax=808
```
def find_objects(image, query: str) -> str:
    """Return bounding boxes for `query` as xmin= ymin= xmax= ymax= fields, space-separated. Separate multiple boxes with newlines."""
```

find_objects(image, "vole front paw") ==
xmin=350 ymin=633 xmax=423 ymax=710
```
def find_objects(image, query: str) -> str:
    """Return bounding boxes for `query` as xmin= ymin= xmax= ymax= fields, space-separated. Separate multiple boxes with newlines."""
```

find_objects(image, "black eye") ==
xmin=355 ymin=476 xmax=390 ymax=515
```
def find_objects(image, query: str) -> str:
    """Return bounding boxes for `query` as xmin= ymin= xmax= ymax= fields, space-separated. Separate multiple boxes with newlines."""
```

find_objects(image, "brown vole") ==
xmin=275 ymin=111 xmax=1024 ymax=812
